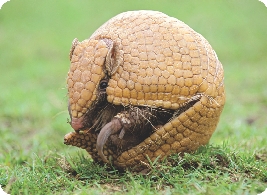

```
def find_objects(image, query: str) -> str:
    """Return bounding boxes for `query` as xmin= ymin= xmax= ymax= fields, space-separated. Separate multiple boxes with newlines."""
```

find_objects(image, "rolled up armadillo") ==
xmin=64 ymin=10 xmax=225 ymax=170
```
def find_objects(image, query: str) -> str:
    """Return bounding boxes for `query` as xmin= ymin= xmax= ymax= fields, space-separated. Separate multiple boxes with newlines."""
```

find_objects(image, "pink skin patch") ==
xmin=71 ymin=116 xmax=85 ymax=131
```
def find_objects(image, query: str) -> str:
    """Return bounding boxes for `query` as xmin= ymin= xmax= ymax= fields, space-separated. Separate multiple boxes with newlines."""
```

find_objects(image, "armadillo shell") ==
xmin=65 ymin=10 xmax=225 ymax=171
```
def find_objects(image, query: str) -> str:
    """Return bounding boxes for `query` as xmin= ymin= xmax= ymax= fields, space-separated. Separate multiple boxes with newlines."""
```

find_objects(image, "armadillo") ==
xmin=64 ymin=10 xmax=225 ymax=170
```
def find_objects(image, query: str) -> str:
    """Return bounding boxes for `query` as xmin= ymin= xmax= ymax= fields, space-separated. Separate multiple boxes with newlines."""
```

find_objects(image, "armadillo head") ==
xmin=67 ymin=38 xmax=115 ymax=131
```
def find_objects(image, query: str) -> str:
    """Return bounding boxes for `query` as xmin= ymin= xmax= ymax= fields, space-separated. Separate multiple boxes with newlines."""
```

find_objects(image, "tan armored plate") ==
xmin=64 ymin=10 xmax=225 ymax=171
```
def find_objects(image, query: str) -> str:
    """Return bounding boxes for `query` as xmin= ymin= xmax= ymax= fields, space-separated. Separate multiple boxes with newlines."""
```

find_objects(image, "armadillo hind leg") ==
xmin=116 ymin=95 xmax=224 ymax=170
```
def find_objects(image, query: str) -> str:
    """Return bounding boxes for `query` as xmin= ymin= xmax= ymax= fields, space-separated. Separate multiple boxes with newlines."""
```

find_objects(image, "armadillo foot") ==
xmin=96 ymin=118 xmax=122 ymax=163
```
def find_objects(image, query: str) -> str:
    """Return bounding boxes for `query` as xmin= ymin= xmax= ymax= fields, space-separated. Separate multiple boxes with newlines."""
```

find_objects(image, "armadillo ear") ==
xmin=94 ymin=38 xmax=122 ymax=76
xmin=102 ymin=39 xmax=122 ymax=76
xmin=69 ymin=38 xmax=79 ymax=61
xmin=102 ymin=39 xmax=115 ymax=75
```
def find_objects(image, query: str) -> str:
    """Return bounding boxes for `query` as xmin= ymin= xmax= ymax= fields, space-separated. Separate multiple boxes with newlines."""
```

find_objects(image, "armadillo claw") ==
xmin=96 ymin=118 xmax=122 ymax=163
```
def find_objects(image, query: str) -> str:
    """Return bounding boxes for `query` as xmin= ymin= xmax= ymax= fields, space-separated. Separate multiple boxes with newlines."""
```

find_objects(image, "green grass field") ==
xmin=0 ymin=0 xmax=267 ymax=194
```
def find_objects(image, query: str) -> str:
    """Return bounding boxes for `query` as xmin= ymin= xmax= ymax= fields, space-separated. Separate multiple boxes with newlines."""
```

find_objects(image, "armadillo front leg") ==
xmin=96 ymin=118 xmax=122 ymax=163
xmin=96 ymin=107 xmax=157 ymax=163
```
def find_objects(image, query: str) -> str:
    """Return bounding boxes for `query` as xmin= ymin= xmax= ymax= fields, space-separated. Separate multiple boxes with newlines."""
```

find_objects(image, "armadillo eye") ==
xmin=99 ymin=80 xmax=108 ymax=91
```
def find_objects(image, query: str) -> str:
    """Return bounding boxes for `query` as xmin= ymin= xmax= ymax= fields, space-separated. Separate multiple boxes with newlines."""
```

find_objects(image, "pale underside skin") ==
xmin=64 ymin=10 xmax=225 ymax=171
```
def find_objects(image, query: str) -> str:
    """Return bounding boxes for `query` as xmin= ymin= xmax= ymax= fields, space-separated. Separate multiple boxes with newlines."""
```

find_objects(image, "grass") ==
xmin=0 ymin=0 xmax=267 ymax=194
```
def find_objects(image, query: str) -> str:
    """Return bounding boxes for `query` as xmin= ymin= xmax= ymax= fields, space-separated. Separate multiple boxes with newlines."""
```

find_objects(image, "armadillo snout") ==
xmin=70 ymin=116 xmax=84 ymax=131
xmin=68 ymin=101 xmax=85 ymax=131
